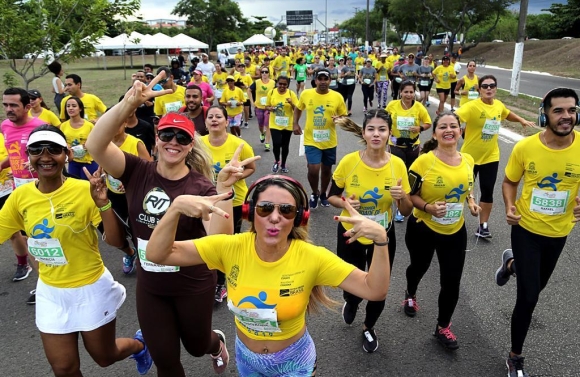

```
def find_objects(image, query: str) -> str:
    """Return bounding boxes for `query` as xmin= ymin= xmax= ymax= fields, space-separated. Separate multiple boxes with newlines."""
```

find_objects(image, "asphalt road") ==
xmin=1 ymin=82 xmax=580 ymax=377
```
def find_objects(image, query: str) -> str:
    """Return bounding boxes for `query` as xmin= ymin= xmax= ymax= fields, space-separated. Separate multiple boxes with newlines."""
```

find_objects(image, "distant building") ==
xmin=146 ymin=19 xmax=186 ymax=29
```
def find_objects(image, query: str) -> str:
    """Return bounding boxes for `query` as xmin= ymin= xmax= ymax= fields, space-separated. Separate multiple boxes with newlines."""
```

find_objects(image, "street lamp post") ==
xmin=325 ymin=0 xmax=328 ymax=44
xmin=365 ymin=0 xmax=370 ymax=50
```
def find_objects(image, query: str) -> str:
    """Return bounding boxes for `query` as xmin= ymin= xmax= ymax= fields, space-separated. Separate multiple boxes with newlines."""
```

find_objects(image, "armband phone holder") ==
xmin=408 ymin=170 xmax=423 ymax=195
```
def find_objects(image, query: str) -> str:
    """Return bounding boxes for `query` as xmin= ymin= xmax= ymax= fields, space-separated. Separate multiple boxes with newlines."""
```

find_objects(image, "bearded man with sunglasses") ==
xmin=455 ymin=75 xmax=535 ymax=239
xmin=2 ymin=87 xmax=46 ymax=286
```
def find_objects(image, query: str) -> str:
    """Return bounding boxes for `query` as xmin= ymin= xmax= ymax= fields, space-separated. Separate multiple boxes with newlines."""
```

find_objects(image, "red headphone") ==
xmin=241 ymin=175 xmax=310 ymax=227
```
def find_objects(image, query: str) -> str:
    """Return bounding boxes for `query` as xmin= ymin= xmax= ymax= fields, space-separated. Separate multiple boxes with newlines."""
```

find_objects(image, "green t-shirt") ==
xmin=305 ymin=54 xmax=314 ymax=64
xmin=294 ymin=64 xmax=307 ymax=81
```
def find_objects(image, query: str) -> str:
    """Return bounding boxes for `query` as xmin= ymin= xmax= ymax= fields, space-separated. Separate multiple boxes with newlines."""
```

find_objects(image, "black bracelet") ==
xmin=374 ymin=238 xmax=389 ymax=246
xmin=419 ymin=125 xmax=425 ymax=132
xmin=220 ymin=187 xmax=235 ymax=201
xmin=423 ymin=203 xmax=428 ymax=212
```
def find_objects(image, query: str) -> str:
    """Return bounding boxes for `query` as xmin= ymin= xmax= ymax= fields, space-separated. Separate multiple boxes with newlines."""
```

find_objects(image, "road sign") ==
xmin=286 ymin=10 xmax=313 ymax=26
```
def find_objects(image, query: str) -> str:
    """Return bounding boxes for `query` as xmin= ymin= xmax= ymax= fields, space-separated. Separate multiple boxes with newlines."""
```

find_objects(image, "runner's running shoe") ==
xmin=123 ymin=251 xmax=138 ymax=275
xmin=394 ymin=210 xmax=405 ymax=222
xmin=342 ymin=302 xmax=357 ymax=325
xmin=310 ymin=194 xmax=319 ymax=209
xmin=475 ymin=222 xmax=492 ymax=238
xmin=272 ymin=162 xmax=279 ymax=173
xmin=131 ymin=330 xmax=153 ymax=375
xmin=403 ymin=291 xmax=419 ymax=317
xmin=362 ymin=328 xmax=379 ymax=353
xmin=495 ymin=249 xmax=514 ymax=286
xmin=27 ymin=289 xmax=36 ymax=305
xmin=433 ymin=323 xmax=459 ymax=350
xmin=506 ymin=354 xmax=529 ymax=377
xmin=280 ymin=166 xmax=289 ymax=173
xmin=215 ymin=285 xmax=227 ymax=303
xmin=13 ymin=264 xmax=32 ymax=281
xmin=319 ymin=193 xmax=330 ymax=207
xmin=259 ymin=133 xmax=265 ymax=143
xmin=211 ymin=330 xmax=229 ymax=374
xmin=264 ymin=143 xmax=270 ymax=151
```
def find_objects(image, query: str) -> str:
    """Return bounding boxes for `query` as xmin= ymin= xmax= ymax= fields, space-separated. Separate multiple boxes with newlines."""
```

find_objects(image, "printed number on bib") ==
xmin=0 ymin=179 xmax=13 ymax=198
xmin=298 ymin=72 xmax=306 ymax=80
xmin=530 ymin=188 xmax=569 ymax=215
xmin=107 ymin=174 xmax=124 ymax=194
xmin=397 ymin=116 xmax=415 ymax=131
xmin=14 ymin=177 xmax=36 ymax=188
xmin=71 ymin=145 xmax=86 ymax=159
xmin=467 ymin=91 xmax=479 ymax=100
xmin=260 ymin=97 xmax=267 ymax=106
xmin=482 ymin=119 xmax=501 ymax=135
xmin=346 ymin=78 xmax=355 ymax=85
xmin=165 ymin=101 xmax=182 ymax=113
xmin=419 ymin=79 xmax=429 ymax=87
xmin=330 ymin=80 xmax=337 ymax=87
xmin=228 ymin=300 xmax=281 ymax=333
xmin=313 ymin=129 xmax=331 ymax=142
xmin=281 ymin=71 xmax=287 ymax=77
xmin=363 ymin=78 xmax=371 ymax=85
xmin=28 ymin=238 xmax=68 ymax=266
xmin=432 ymin=203 xmax=464 ymax=225
xmin=275 ymin=116 xmax=289 ymax=127
xmin=364 ymin=212 xmax=389 ymax=227
xmin=137 ymin=238 xmax=180 ymax=272
xmin=380 ymin=75 xmax=387 ymax=82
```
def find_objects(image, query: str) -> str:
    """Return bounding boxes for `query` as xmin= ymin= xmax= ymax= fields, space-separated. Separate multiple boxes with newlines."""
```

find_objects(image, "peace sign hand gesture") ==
xmin=216 ymin=143 xmax=261 ymax=189
xmin=120 ymin=72 xmax=174 ymax=110
xmin=173 ymin=192 xmax=233 ymax=221
xmin=334 ymin=197 xmax=388 ymax=245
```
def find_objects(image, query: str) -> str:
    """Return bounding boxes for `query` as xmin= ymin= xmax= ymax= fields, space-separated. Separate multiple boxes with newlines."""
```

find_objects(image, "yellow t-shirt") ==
xmin=432 ymin=65 xmax=456 ymax=90
xmin=213 ymin=72 xmax=229 ymax=91
xmin=195 ymin=232 xmax=356 ymax=340
xmin=386 ymin=100 xmax=432 ymax=147
xmin=387 ymin=54 xmax=399 ymax=66
xmin=0 ymin=179 xmax=104 ymax=288
xmin=459 ymin=74 xmax=479 ymax=107
xmin=106 ymin=134 xmax=142 ymax=193
xmin=234 ymin=53 xmax=245 ymax=61
xmin=59 ymin=94 xmax=106 ymax=121
xmin=272 ymin=56 xmax=292 ymax=79
xmin=254 ymin=79 xmax=276 ymax=110
xmin=297 ymin=89 xmax=348 ymax=149
xmin=233 ymin=74 xmax=253 ymax=102
xmin=60 ymin=119 xmax=95 ymax=163
xmin=154 ymin=85 xmax=186 ymax=116
xmin=374 ymin=61 xmax=390 ymax=81
xmin=200 ymin=134 xmax=253 ymax=207
xmin=505 ymin=131 xmax=580 ymax=237
xmin=355 ymin=57 xmax=365 ymax=72
xmin=409 ymin=151 xmax=475 ymax=235
xmin=333 ymin=151 xmax=410 ymax=244
xmin=30 ymin=108 xmax=61 ymax=127
xmin=455 ymin=98 xmax=510 ymax=165
xmin=247 ymin=64 xmax=258 ymax=79
xmin=221 ymin=87 xmax=246 ymax=116
xmin=0 ymin=133 xmax=12 ymax=196
xmin=267 ymin=89 xmax=299 ymax=131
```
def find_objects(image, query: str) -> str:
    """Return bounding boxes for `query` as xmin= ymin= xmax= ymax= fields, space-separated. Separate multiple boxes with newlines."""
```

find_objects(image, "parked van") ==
xmin=216 ymin=42 xmax=245 ymax=68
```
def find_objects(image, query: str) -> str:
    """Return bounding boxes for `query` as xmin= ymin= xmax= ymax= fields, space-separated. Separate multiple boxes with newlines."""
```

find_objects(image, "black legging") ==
xmin=270 ymin=129 xmax=293 ymax=167
xmin=136 ymin=284 xmax=220 ymax=377
xmin=337 ymin=222 xmax=396 ymax=329
xmin=361 ymin=84 xmax=375 ymax=108
xmin=390 ymin=145 xmax=420 ymax=171
xmin=405 ymin=215 xmax=466 ymax=328
xmin=510 ymin=225 xmax=566 ymax=354
xmin=473 ymin=161 xmax=499 ymax=203
xmin=341 ymin=84 xmax=356 ymax=111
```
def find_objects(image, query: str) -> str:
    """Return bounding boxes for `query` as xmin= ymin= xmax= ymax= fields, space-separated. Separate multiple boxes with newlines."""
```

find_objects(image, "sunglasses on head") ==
xmin=27 ymin=143 xmax=66 ymax=156
xmin=158 ymin=129 xmax=193 ymax=145
xmin=480 ymin=83 xmax=497 ymax=89
xmin=255 ymin=201 xmax=297 ymax=219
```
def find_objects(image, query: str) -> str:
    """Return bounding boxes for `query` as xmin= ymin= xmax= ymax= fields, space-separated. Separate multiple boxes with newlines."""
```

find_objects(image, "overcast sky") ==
xmin=137 ymin=0 xmax=564 ymax=29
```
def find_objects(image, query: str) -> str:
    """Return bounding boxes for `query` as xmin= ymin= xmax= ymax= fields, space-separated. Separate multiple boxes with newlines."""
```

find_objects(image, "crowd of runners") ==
xmin=1 ymin=42 xmax=580 ymax=377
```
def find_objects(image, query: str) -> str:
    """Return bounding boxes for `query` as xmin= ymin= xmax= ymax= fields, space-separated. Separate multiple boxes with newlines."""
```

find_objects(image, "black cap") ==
xmin=316 ymin=68 xmax=330 ymax=77
xmin=28 ymin=89 xmax=42 ymax=99
xmin=442 ymin=55 xmax=450 ymax=60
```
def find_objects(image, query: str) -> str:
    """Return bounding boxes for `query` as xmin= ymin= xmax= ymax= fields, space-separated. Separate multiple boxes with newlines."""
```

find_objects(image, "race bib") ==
xmin=346 ymin=78 xmax=355 ymax=85
xmin=379 ymin=75 xmax=387 ymax=82
xmin=281 ymin=70 xmax=287 ymax=77
xmin=28 ymin=238 xmax=67 ymax=266
xmin=313 ymin=129 xmax=331 ymax=142
xmin=14 ymin=177 xmax=36 ymax=188
xmin=297 ymin=71 xmax=306 ymax=80
xmin=71 ymin=144 xmax=86 ymax=159
xmin=363 ymin=78 xmax=371 ymax=85
xmin=260 ymin=97 xmax=267 ymax=106
xmin=467 ymin=91 xmax=479 ymax=100
xmin=137 ymin=238 xmax=180 ymax=273
xmin=330 ymin=80 xmax=337 ymax=87
xmin=364 ymin=211 xmax=389 ymax=227
xmin=228 ymin=300 xmax=281 ymax=333
xmin=397 ymin=116 xmax=415 ymax=131
xmin=275 ymin=116 xmax=289 ymax=127
xmin=419 ymin=79 xmax=429 ymax=87
xmin=164 ymin=101 xmax=182 ymax=113
xmin=107 ymin=174 xmax=124 ymax=194
xmin=0 ymin=179 xmax=13 ymax=198
xmin=229 ymin=99 xmax=238 ymax=109
xmin=482 ymin=119 xmax=501 ymax=135
xmin=530 ymin=188 xmax=569 ymax=215
xmin=243 ymin=92 xmax=249 ymax=100
xmin=432 ymin=203 xmax=464 ymax=225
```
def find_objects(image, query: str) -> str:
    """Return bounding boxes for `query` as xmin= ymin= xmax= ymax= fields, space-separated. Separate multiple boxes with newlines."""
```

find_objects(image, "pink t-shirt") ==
xmin=197 ymin=82 xmax=214 ymax=107
xmin=1 ymin=117 xmax=45 ymax=183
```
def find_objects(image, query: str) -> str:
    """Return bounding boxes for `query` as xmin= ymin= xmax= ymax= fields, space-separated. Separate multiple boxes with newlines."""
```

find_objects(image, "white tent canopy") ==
xmin=172 ymin=33 xmax=208 ymax=50
xmin=142 ymin=33 xmax=176 ymax=49
xmin=96 ymin=32 xmax=144 ymax=50
xmin=243 ymin=34 xmax=274 ymax=46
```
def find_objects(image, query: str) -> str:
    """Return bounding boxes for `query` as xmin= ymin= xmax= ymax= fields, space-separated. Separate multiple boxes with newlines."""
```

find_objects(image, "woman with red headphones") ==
xmin=146 ymin=175 xmax=392 ymax=377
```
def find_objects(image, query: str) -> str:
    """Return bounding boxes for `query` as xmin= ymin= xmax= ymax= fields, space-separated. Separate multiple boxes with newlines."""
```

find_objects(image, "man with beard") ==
xmin=495 ymin=88 xmax=580 ymax=377
xmin=179 ymin=84 xmax=208 ymax=136
xmin=293 ymin=69 xmax=347 ymax=209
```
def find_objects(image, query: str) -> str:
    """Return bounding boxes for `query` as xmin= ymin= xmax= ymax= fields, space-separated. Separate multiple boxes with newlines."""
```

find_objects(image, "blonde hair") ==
xmin=185 ymin=132 xmax=213 ymax=180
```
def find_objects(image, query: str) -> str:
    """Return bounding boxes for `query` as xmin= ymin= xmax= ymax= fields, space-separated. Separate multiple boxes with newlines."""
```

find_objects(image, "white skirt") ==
xmin=36 ymin=268 xmax=126 ymax=334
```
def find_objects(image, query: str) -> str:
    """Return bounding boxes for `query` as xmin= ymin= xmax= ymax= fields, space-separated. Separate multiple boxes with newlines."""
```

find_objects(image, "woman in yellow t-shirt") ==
xmin=0 ymin=124 xmax=153 ymax=375
xmin=266 ymin=76 xmax=298 ymax=173
xmin=403 ymin=111 xmax=480 ymax=350
xmin=454 ymin=75 xmax=535 ymax=238
xmin=60 ymin=96 xmax=98 ymax=179
xmin=254 ymin=68 xmax=276 ymax=151
xmin=454 ymin=60 xmax=479 ymax=107
xmin=329 ymin=110 xmax=412 ymax=352
xmin=28 ymin=89 xmax=60 ymax=127
xmin=219 ymin=76 xmax=246 ymax=137
xmin=201 ymin=105 xmax=257 ymax=302
xmin=146 ymin=174 xmax=391 ymax=376
xmin=432 ymin=56 xmax=456 ymax=115
xmin=212 ymin=63 xmax=228 ymax=102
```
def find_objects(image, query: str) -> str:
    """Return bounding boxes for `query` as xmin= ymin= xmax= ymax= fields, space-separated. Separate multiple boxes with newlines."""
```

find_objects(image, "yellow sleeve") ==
xmin=418 ymin=104 xmax=432 ymax=124
xmin=313 ymin=245 xmax=356 ymax=287
xmin=297 ymin=91 xmax=306 ymax=110
xmin=290 ymin=90 xmax=298 ymax=106
xmin=95 ymin=96 xmax=107 ymax=115
xmin=194 ymin=234 xmax=235 ymax=272
xmin=332 ymin=157 xmax=348 ymax=188
xmin=0 ymin=189 xmax=24 ymax=243
xmin=504 ymin=140 xmax=525 ymax=183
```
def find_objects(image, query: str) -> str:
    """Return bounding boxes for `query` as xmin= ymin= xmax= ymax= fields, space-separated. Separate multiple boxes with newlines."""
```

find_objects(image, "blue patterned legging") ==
xmin=235 ymin=330 xmax=317 ymax=376
xmin=375 ymin=81 xmax=389 ymax=108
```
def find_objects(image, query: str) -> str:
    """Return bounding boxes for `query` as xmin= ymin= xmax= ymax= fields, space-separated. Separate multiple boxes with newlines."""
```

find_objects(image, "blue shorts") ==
xmin=304 ymin=146 xmax=336 ymax=166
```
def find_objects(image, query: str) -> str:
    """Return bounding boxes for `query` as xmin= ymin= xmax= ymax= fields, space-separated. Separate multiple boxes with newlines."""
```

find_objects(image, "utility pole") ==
xmin=510 ymin=0 xmax=529 ymax=96
xmin=325 ymin=0 xmax=328 ymax=44
xmin=365 ymin=0 xmax=370 ymax=50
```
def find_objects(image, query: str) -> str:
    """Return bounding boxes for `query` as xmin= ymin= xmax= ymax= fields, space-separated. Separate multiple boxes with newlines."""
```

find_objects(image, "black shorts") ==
xmin=243 ymin=100 xmax=251 ymax=107
xmin=418 ymin=85 xmax=430 ymax=91
xmin=450 ymin=82 xmax=457 ymax=99
xmin=436 ymin=88 xmax=450 ymax=95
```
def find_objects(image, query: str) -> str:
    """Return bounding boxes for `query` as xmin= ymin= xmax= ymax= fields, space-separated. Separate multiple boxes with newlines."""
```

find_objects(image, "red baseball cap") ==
xmin=157 ymin=113 xmax=195 ymax=139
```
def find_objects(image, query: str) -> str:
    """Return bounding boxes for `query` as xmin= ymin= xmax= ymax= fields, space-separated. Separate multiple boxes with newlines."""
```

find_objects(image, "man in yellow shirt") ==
xmin=234 ymin=48 xmax=245 ymax=62
xmin=59 ymin=74 xmax=106 ymax=123
xmin=153 ymin=67 xmax=186 ymax=116
xmin=496 ymin=88 xmax=580 ymax=377
xmin=272 ymin=48 xmax=292 ymax=80
xmin=293 ymin=69 xmax=347 ymax=209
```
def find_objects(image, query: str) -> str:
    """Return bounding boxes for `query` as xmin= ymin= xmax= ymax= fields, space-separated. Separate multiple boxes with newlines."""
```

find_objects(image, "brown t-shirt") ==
xmin=120 ymin=153 xmax=217 ymax=295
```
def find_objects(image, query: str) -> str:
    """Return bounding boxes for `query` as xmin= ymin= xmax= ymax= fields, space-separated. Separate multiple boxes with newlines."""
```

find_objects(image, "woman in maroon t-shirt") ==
xmin=86 ymin=75 xmax=259 ymax=376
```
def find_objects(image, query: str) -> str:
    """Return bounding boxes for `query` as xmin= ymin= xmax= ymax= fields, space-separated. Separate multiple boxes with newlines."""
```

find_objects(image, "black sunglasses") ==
xmin=480 ymin=83 xmax=497 ymax=89
xmin=255 ymin=201 xmax=297 ymax=219
xmin=261 ymin=71 xmax=269 ymax=74
xmin=27 ymin=143 xmax=66 ymax=156
xmin=158 ymin=129 xmax=193 ymax=145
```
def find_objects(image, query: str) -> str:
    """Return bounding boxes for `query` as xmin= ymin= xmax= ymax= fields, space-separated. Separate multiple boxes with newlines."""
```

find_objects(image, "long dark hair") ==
xmin=64 ymin=96 xmax=85 ymax=120
xmin=421 ymin=111 xmax=461 ymax=154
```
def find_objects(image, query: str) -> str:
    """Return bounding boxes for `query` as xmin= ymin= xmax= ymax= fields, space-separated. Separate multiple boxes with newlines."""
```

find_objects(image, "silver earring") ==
xmin=65 ymin=155 xmax=69 ymax=163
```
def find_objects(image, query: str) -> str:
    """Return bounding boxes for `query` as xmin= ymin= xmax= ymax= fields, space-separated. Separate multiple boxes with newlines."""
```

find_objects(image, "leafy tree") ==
xmin=387 ymin=0 xmax=438 ymax=51
xmin=543 ymin=0 xmax=580 ymax=37
xmin=172 ymin=0 xmax=246 ymax=52
xmin=526 ymin=14 xmax=558 ymax=40
xmin=0 ymin=0 xmax=139 ymax=89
